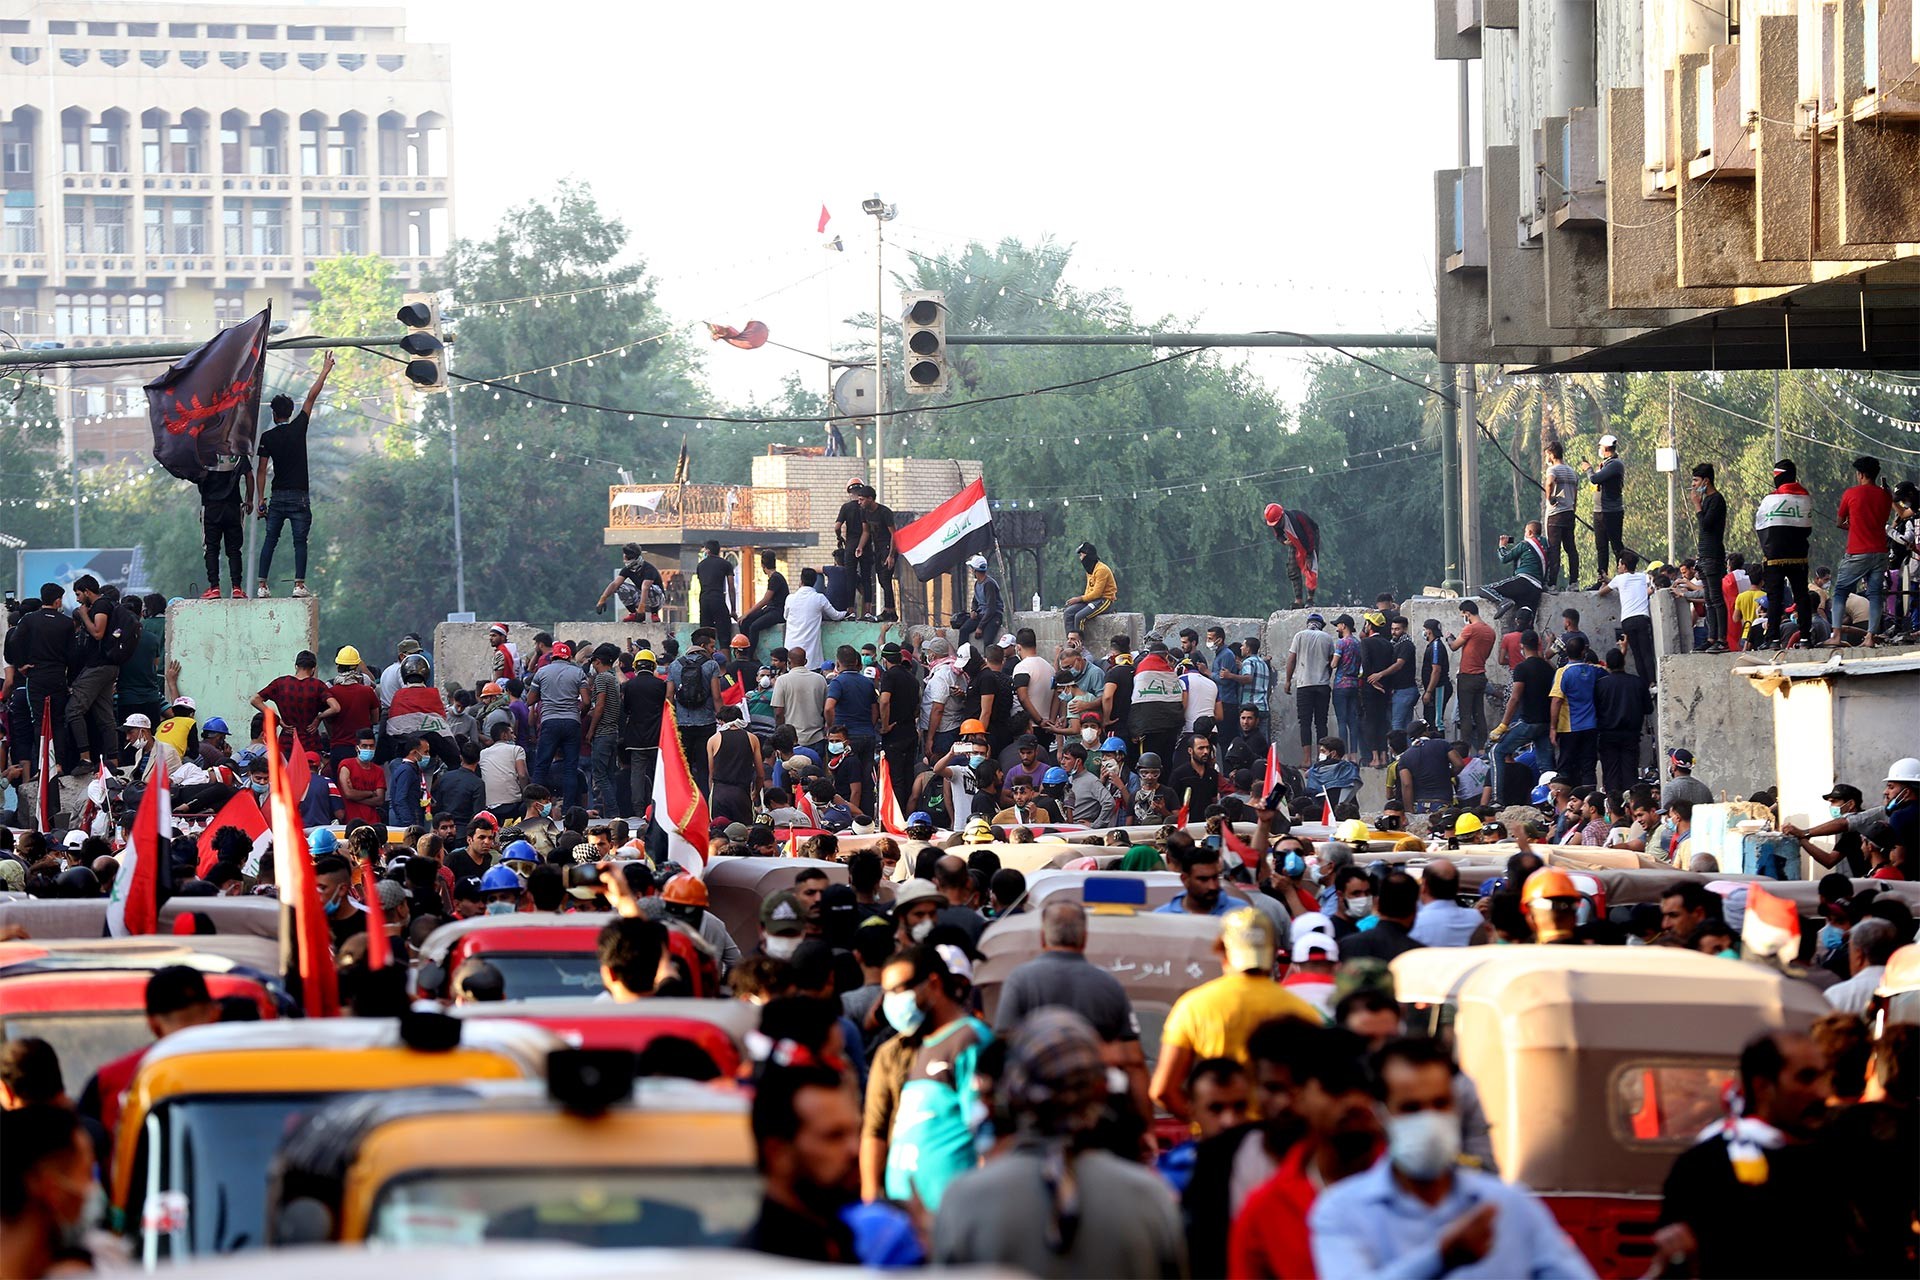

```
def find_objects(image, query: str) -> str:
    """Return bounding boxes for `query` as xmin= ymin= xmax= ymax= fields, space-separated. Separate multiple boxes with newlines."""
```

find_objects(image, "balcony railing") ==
xmin=608 ymin=483 xmax=812 ymax=536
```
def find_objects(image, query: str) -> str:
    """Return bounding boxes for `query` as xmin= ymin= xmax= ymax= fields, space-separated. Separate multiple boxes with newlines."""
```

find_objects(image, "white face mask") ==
xmin=1385 ymin=1109 xmax=1461 ymax=1180
xmin=909 ymin=918 xmax=935 ymax=943
xmin=764 ymin=935 xmax=800 ymax=960
xmin=1081 ymin=728 xmax=1099 ymax=745
xmin=1346 ymin=894 xmax=1373 ymax=919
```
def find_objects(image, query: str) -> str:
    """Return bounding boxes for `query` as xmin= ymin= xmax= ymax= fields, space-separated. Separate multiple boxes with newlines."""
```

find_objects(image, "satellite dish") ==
xmin=832 ymin=366 xmax=876 ymax=417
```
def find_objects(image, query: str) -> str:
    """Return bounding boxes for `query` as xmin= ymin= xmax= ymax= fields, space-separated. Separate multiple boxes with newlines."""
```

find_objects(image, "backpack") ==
xmin=99 ymin=605 xmax=142 ymax=666
xmin=675 ymin=656 xmax=711 ymax=709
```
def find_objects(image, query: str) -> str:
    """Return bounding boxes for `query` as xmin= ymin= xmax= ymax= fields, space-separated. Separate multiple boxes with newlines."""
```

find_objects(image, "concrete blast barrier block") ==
xmin=166 ymin=597 xmax=319 ymax=735
xmin=1148 ymin=616 xmax=1266 ymax=650
xmin=432 ymin=622 xmax=540 ymax=694
xmin=1011 ymin=611 xmax=1144 ymax=657
xmin=1655 ymin=650 xmax=1779 ymax=802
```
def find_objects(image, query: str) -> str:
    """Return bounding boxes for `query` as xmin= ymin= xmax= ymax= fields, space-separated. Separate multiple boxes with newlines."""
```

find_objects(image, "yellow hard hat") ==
xmin=1335 ymin=819 xmax=1371 ymax=843
xmin=1454 ymin=812 xmax=1484 ymax=836
xmin=334 ymin=645 xmax=362 ymax=668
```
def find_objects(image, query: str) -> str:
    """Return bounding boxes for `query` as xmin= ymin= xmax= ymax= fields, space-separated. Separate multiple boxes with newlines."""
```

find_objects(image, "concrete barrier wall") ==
xmin=431 ymin=622 xmax=540 ymax=693
xmin=1655 ymin=650 xmax=1778 ymax=800
xmin=1011 ymin=610 xmax=1146 ymax=655
xmin=166 ymin=598 xmax=319 ymax=734
xmin=1148 ymin=615 xmax=1267 ymax=649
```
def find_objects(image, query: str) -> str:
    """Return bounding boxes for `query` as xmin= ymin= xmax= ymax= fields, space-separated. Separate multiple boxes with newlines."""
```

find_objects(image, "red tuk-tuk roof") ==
xmin=451 ymin=925 xmax=605 ymax=964
xmin=0 ymin=969 xmax=278 ymax=1017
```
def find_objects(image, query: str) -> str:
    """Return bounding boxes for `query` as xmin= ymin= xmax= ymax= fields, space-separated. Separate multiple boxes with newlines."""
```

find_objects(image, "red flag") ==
xmin=706 ymin=321 xmax=769 ymax=350
xmin=1322 ymin=796 xmax=1335 ymax=825
xmin=357 ymin=861 xmax=392 ymax=971
xmin=195 ymin=790 xmax=270 ymax=877
xmin=285 ymin=741 xmax=312 ymax=810
xmin=877 ymin=755 xmax=907 ymax=836
xmin=1221 ymin=822 xmax=1261 ymax=870
xmin=720 ymin=675 xmax=747 ymax=707
xmin=106 ymin=765 xmax=168 ymax=936
xmin=1174 ymin=792 xmax=1190 ymax=828
xmin=35 ymin=697 xmax=55 ymax=833
xmin=1263 ymin=744 xmax=1282 ymax=803
xmin=817 ymin=204 xmax=831 ymax=233
xmin=653 ymin=700 xmax=711 ymax=874
xmin=796 ymin=786 xmax=819 ymax=828
xmin=267 ymin=708 xmax=340 ymax=1017
xmin=1742 ymin=884 xmax=1801 ymax=960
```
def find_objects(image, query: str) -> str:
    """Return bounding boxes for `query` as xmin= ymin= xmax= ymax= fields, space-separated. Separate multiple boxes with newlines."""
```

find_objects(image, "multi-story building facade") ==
xmin=1 ymin=2 xmax=452 ymax=461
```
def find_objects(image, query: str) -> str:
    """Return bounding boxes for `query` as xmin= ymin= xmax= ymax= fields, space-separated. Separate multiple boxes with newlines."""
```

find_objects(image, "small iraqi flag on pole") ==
xmin=105 ymin=764 xmax=169 ymax=937
xmin=35 ymin=697 xmax=55 ymax=832
xmin=1742 ymin=883 xmax=1801 ymax=960
xmin=877 ymin=755 xmax=907 ymax=836
xmin=195 ymin=789 xmax=270 ymax=877
xmin=895 ymin=477 xmax=994 ymax=582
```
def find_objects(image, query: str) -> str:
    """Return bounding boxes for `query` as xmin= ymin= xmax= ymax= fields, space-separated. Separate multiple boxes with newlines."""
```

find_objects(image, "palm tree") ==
xmin=1471 ymin=370 xmax=1614 ymax=520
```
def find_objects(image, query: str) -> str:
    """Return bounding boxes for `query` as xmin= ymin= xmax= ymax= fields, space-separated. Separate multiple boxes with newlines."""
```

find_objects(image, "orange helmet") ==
xmin=959 ymin=718 xmax=988 ymax=737
xmin=1521 ymin=867 xmax=1581 ymax=904
xmin=663 ymin=873 xmax=709 ymax=907
xmin=1264 ymin=502 xmax=1283 ymax=526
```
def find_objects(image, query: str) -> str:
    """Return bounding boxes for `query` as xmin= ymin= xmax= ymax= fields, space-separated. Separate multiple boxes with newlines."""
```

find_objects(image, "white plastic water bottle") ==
xmin=1031 ymin=593 xmax=1042 ymax=611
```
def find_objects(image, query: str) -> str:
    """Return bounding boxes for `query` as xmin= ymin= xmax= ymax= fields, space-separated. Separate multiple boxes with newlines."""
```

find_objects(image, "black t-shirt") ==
xmin=1696 ymin=490 xmax=1727 ymax=559
xmin=1103 ymin=661 xmax=1135 ymax=735
xmin=1359 ymin=634 xmax=1394 ymax=681
xmin=621 ymin=671 xmax=668 ymax=748
xmin=1387 ymin=637 xmax=1417 ymax=690
xmin=80 ymin=598 xmax=115 ymax=669
xmin=761 ymin=569 xmax=789 ymax=606
xmin=1512 ymin=655 xmax=1556 ymax=726
xmin=619 ymin=559 xmax=663 ymax=589
xmin=445 ymin=850 xmax=487 ymax=881
xmin=972 ymin=666 xmax=1013 ymax=742
xmin=878 ymin=661 xmax=920 ymax=740
xmin=1398 ymin=737 xmax=1455 ymax=800
xmin=197 ymin=465 xmax=246 ymax=506
xmin=1166 ymin=760 xmax=1219 ymax=813
xmin=694 ymin=556 xmax=733 ymax=614
xmin=13 ymin=607 xmax=76 ymax=667
xmin=863 ymin=504 xmax=895 ymax=552
xmin=836 ymin=499 xmax=865 ymax=549
xmin=259 ymin=412 xmax=310 ymax=492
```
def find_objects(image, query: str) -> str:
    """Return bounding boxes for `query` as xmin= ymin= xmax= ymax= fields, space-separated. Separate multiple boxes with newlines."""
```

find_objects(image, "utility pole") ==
xmin=1666 ymin=372 xmax=1677 ymax=564
xmin=863 ymin=195 xmax=896 ymax=506
xmin=1440 ymin=366 xmax=1461 ymax=593
xmin=1771 ymin=368 xmax=1782 ymax=460
xmin=446 ymin=332 xmax=467 ymax=614
xmin=1459 ymin=364 xmax=1480 ymax=589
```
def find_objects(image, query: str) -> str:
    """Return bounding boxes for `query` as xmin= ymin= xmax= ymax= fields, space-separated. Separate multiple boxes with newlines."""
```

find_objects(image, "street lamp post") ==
xmin=862 ymin=194 xmax=895 ymax=506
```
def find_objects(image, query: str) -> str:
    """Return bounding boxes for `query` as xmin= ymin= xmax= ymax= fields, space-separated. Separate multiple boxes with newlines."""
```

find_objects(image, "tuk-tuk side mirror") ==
xmin=549 ymin=1049 xmax=636 ymax=1116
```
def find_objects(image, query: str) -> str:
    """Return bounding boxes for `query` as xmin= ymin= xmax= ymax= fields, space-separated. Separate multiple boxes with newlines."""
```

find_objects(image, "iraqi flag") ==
xmin=1742 ymin=884 xmax=1800 ymax=960
xmin=195 ymin=790 xmax=271 ymax=877
xmin=1221 ymin=822 xmax=1261 ymax=870
xmin=896 ymin=477 xmax=994 ymax=583
xmin=35 ymin=697 xmax=55 ymax=832
xmin=653 ymin=701 xmax=711 ymax=875
xmin=106 ymin=766 xmax=169 ymax=937
xmin=266 ymin=708 xmax=340 ymax=1018
xmin=144 ymin=305 xmax=271 ymax=481
xmin=877 ymin=755 xmax=907 ymax=836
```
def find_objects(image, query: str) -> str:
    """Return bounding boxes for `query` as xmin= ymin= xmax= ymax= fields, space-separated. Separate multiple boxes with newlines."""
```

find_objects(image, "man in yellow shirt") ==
xmin=1148 ymin=908 xmax=1321 ymax=1121
xmin=1734 ymin=587 xmax=1765 ymax=647
xmin=1063 ymin=542 xmax=1118 ymax=636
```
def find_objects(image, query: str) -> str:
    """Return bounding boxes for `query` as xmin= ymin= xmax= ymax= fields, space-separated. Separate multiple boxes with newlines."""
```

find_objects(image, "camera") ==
xmin=565 ymin=864 xmax=606 ymax=891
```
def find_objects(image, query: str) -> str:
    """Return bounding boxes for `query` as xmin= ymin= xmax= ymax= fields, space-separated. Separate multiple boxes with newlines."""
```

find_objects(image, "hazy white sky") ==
xmin=402 ymin=0 xmax=1457 ymax=408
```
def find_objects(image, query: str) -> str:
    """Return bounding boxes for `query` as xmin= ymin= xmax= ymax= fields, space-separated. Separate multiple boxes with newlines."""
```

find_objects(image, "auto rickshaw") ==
xmin=111 ymin=1015 xmax=561 ymax=1260
xmin=0 ymin=937 xmax=286 ymax=1090
xmin=1018 ymin=869 xmax=1184 ymax=912
xmin=1436 ymin=947 xmax=1829 ymax=1277
xmin=413 ymin=914 xmax=611 ymax=1000
xmin=702 ymin=856 xmax=846 ymax=949
xmin=451 ymin=998 xmax=757 ymax=1077
xmin=265 ymin=1067 xmax=754 ymax=1249
xmin=0 ymin=895 xmax=280 ymax=939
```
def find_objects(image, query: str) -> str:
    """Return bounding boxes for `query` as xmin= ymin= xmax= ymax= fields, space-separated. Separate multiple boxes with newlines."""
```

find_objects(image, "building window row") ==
xmin=36 ymin=21 xmax=361 ymax=40
xmin=22 ymin=47 xmax=403 ymax=71
xmin=54 ymin=291 xmax=163 ymax=337
xmin=5 ymin=115 xmax=443 ymax=179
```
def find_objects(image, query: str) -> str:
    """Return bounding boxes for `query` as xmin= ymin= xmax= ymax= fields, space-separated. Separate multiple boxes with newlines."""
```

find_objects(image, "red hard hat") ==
xmin=663 ymin=873 xmax=709 ymax=907
xmin=1263 ymin=502 xmax=1283 ymax=526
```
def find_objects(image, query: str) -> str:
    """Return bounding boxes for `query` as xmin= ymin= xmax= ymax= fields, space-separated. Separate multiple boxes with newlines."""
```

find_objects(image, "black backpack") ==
xmin=675 ymin=656 xmax=711 ymax=709
xmin=99 ymin=604 xmax=142 ymax=666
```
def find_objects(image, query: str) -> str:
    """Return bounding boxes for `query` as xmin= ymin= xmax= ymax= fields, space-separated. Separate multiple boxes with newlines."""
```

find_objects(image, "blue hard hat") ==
xmin=1099 ymin=736 xmax=1127 ymax=753
xmin=309 ymin=828 xmax=338 ymax=856
xmin=202 ymin=717 xmax=230 ymax=734
xmin=907 ymin=811 xmax=934 ymax=829
xmin=480 ymin=865 xmax=523 ymax=892
xmin=1043 ymin=766 xmax=1068 ymax=785
xmin=502 ymin=839 xmax=539 ymax=865
xmin=1478 ymin=876 xmax=1509 ymax=896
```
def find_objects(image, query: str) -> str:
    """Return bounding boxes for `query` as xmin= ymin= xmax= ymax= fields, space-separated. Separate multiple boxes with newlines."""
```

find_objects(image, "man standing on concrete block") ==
xmin=1689 ymin=463 xmax=1731 ymax=653
xmin=1755 ymin=460 xmax=1816 ymax=649
xmin=1543 ymin=440 xmax=1581 ymax=588
xmin=694 ymin=540 xmax=737 ymax=643
xmin=1284 ymin=614 xmax=1334 ymax=768
xmin=1598 ymin=550 xmax=1656 ymax=691
xmin=1585 ymin=434 xmax=1627 ymax=588
xmin=858 ymin=484 xmax=898 ymax=623
xmin=196 ymin=451 xmax=252 ymax=599
xmin=252 ymin=351 xmax=332 ymax=600
xmin=1447 ymin=600 xmax=1496 ymax=752
xmin=65 ymin=575 xmax=124 ymax=775
xmin=1263 ymin=502 xmax=1321 ymax=609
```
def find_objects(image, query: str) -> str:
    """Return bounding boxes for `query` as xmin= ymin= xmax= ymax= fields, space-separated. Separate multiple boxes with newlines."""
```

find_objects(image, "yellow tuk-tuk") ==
xmin=111 ymin=1016 xmax=560 ymax=1261
xmin=1438 ymin=948 xmax=1829 ymax=1277
xmin=266 ymin=1074 xmax=754 ymax=1248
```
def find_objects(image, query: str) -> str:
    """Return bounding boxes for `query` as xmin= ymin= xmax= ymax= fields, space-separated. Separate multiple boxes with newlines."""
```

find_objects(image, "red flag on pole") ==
xmin=720 ymin=675 xmax=747 ymax=707
xmin=196 ymin=789 xmax=270 ymax=877
xmin=357 ymin=860 xmax=392 ymax=971
xmin=35 ymin=697 xmax=55 ymax=833
xmin=1174 ymin=792 xmax=1190 ymax=828
xmin=817 ymin=204 xmax=831 ymax=234
xmin=1221 ymin=822 xmax=1261 ymax=870
xmin=877 ymin=755 xmax=907 ymax=836
xmin=652 ymin=701 xmax=711 ymax=875
xmin=105 ymin=765 xmax=168 ymax=936
xmin=1263 ymin=744 xmax=1282 ymax=804
xmin=1322 ymin=796 xmax=1335 ymax=825
xmin=266 ymin=708 xmax=340 ymax=1017
xmin=796 ymin=784 xmax=819 ymax=829
xmin=284 ymin=740 xmax=312 ymax=810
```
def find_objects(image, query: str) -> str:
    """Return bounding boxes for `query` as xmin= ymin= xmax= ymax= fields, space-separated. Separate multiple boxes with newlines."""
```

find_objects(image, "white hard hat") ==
xmin=1888 ymin=757 xmax=1920 ymax=785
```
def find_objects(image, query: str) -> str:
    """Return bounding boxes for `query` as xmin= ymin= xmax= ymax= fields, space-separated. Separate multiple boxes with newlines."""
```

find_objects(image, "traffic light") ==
xmin=899 ymin=290 xmax=947 ymax=395
xmin=396 ymin=293 xmax=446 ymax=391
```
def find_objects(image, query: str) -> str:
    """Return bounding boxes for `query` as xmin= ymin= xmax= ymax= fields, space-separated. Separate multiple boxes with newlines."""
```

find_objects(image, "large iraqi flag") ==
xmin=653 ymin=701 xmax=712 ymax=875
xmin=896 ymin=477 xmax=994 ymax=582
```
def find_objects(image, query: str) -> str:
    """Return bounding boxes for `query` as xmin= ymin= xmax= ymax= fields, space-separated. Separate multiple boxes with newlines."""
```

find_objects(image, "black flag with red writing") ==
xmin=144 ymin=305 xmax=271 ymax=481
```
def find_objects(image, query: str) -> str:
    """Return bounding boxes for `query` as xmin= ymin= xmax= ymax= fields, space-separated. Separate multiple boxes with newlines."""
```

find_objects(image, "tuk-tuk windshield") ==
xmin=165 ymin=1093 xmax=347 ymax=1255
xmin=371 ymin=1168 xmax=759 ymax=1248
xmin=1612 ymin=1063 xmax=1735 ymax=1145
xmin=3 ymin=1012 xmax=150 ymax=1093
xmin=478 ymin=954 xmax=605 ymax=1000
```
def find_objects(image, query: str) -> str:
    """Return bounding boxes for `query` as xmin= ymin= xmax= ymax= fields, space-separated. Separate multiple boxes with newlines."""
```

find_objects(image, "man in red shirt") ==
xmin=1227 ymin=1027 xmax=1382 ymax=1279
xmin=78 ymin=966 xmax=218 ymax=1136
xmin=337 ymin=727 xmax=386 ymax=826
xmin=252 ymin=650 xmax=329 ymax=755
xmin=322 ymin=644 xmax=380 ymax=768
xmin=1831 ymin=455 xmax=1892 ymax=648
xmin=1446 ymin=600 xmax=1497 ymax=752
